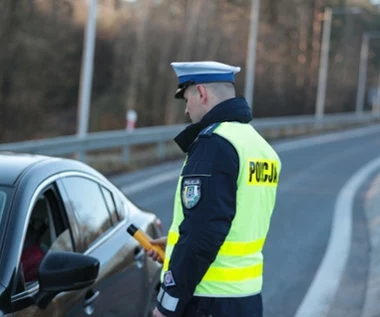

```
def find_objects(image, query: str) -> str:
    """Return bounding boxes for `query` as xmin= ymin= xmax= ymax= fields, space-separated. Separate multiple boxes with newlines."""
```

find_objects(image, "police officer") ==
xmin=149 ymin=61 xmax=281 ymax=317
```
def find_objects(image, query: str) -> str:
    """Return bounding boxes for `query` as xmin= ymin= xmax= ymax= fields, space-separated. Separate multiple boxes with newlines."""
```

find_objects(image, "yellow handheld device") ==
xmin=126 ymin=224 xmax=165 ymax=262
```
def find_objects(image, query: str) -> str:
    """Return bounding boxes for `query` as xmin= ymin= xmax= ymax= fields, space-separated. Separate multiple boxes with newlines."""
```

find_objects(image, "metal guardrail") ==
xmin=0 ymin=112 xmax=378 ymax=163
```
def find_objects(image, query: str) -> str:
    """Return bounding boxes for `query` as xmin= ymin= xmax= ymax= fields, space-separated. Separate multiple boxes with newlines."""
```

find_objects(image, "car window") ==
xmin=0 ymin=186 xmax=12 ymax=228
xmin=114 ymin=191 xmax=128 ymax=221
xmin=0 ymin=190 xmax=6 ymax=233
xmin=101 ymin=186 xmax=118 ymax=224
xmin=60 ymin=176 xmax=113 ymax=248
xmin=17 ymin=187 xmax=74 ymax=293
xmin=0 ymin=187 xmax=12 ymax=250
xmin=0 ymin=190 xmax=6 ymax=216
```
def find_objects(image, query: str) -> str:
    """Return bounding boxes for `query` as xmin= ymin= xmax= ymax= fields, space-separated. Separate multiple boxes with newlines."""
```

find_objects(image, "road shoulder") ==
xmin=362 ymin=173 xmax=380 ymax=317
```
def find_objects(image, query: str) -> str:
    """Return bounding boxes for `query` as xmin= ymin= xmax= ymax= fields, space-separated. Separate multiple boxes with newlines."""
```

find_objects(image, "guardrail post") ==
xmin=157 ymin=142 xmax=165 ymax=160
xmin=122 ymin=146 xmax=130 ymax=163
xmin=314 ymin=117 xmax=324 ymax=130
xmin=78 ymin=152 xmax=87 ymax=162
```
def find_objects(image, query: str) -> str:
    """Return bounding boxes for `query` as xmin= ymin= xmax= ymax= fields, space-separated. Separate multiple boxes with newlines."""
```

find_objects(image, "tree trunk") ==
xmin=305 ymin=0 xmax=324 ymax=113
xmin=194 ymin=1 xmax=213 ymax=61
xmin=296 ymin=2 xmax=308 ymax=89
xmin=151 ymin=6 xmax=178 ymax=125
xmin=0 ymin=0 xmax=18 ymax=140
xmin=164 ymin=0 xmax=204 ymax=124
xmin=125 ymin=0 xmax=153 ymax=113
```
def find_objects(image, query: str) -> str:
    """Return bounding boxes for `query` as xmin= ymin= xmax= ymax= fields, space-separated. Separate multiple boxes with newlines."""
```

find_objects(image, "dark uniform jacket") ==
xmin=157 ymin=97 xmax=263 ymax=317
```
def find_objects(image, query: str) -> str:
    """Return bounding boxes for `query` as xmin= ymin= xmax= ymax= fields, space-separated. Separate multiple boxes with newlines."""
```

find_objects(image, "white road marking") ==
xmin=121 ymin=169 xmax=179 ymax=195
xmin=273 ymin=124 xmax=380 ymax=152
xmin=294 ymin=155 xmax=380 ymax=317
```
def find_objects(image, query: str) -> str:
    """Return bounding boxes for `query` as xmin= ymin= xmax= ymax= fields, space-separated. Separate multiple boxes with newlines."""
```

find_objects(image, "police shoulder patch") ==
xmin=181 ymin=178 xmax=201 ymax=209
xmin=163 ymin=270 xmax=176 ymax=287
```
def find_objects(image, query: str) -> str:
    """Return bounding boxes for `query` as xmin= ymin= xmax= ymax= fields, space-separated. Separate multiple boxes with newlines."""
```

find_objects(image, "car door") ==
xmin=12 ymin=184 xmax=104 ymax=317
xmin=58 ymin=173 xmax=147 ymax=317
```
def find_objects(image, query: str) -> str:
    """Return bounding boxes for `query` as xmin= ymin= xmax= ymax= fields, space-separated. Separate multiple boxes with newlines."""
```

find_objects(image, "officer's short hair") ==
xmin=204 ymin=83 xmax=236 ymax=99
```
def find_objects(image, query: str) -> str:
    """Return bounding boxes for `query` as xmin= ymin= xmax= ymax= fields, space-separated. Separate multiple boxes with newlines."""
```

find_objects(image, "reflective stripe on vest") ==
xmin=162 ymin=122 xmax=281 ymax=297
xmin=165 ymin=231 xmax=265 ymax=258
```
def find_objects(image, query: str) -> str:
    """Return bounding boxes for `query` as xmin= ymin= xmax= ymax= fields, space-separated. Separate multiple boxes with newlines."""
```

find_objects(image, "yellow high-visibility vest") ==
xmin=163 ymin=122 xmax=281 ymax=297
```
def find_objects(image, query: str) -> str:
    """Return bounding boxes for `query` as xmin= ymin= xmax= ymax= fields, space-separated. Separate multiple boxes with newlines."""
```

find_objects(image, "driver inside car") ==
xmin=21 ymin=218 xmax=47 ymax=282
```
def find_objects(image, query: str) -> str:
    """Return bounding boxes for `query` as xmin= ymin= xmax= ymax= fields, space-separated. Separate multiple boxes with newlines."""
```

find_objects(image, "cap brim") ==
xmin=174 ymin=87 xmax=186 ymax=99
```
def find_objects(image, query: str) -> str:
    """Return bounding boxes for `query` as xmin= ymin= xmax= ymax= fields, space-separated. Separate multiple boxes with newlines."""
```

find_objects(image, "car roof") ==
xmin=0 ymin=152 xmax=56 ymax=186
xmin=0 ymin=152 xmax=108 ymax=187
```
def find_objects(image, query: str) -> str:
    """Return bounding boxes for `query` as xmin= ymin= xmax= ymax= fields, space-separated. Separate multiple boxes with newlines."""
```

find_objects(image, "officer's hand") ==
xmin=153 ymin=307 xmax=166 ymax=317
xmin=146 ymin=236 xmax=167 ymax=263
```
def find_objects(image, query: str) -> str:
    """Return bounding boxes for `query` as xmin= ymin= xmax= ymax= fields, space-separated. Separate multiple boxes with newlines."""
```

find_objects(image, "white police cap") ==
xmin=170 ymin=61 xmax=241 ymax=99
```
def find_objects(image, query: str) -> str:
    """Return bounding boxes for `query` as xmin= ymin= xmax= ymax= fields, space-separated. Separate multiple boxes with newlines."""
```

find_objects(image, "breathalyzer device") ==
xmin=126 ymin=224 xmax=165 ymax=262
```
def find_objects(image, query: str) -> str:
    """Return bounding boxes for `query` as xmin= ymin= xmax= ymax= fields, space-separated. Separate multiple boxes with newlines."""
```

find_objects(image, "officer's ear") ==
xmin=196 ymin=84 xmax=208 ymax=104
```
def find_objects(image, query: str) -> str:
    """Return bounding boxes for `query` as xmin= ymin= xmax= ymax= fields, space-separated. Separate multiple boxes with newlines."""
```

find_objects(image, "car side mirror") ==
xmin=34 ymin=251 xmax=99 ymax=309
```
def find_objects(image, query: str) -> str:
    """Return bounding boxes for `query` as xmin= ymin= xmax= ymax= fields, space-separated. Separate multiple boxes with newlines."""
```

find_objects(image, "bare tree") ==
xmin=0 ymin=0 xmax=22 ymax=139
xmin=2 ymin=0 xmax=380 ymax=143
xmin=124 ymin=0 xmax=154 ymax=113
xmin=163 ymin=0 xmax=204 ymax=124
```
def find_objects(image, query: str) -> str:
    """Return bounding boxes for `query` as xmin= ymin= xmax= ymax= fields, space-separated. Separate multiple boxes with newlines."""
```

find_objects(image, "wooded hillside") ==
xmin=1 ymin=0 xmax=379 ymax=142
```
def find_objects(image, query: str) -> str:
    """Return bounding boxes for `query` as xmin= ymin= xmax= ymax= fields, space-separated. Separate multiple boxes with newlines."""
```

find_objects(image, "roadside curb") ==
xmin=362 ymin=173 xmax=380 ymax=317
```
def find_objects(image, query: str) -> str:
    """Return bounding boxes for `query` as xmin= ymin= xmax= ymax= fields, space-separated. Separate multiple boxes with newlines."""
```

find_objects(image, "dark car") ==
xmin=0 ymin=153 xmax=163 ymax=317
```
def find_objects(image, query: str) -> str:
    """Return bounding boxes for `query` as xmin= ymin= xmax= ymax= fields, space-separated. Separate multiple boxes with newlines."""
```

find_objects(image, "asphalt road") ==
xmin=111 ymin=124 xmax=380 ymax=317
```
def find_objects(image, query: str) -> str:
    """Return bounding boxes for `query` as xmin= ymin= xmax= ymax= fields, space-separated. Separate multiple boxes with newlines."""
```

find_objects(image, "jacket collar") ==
xmin=174 ymin=97 xmax=252 ymax=153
